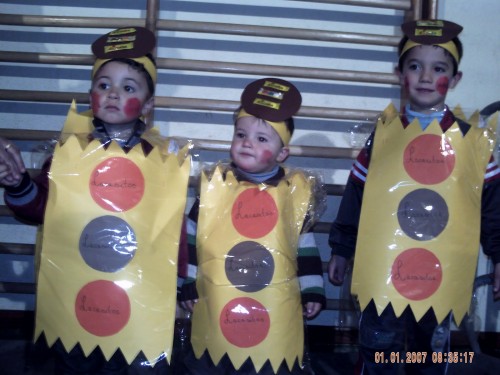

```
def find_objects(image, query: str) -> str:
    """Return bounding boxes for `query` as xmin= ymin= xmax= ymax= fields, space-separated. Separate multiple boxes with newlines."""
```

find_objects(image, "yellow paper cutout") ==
xmin=191 ymin=165 xmax=312 ymax=373
xmin=34 ymin=104 xmax=191 ymax=365
xmin=60 ymin=100 xmax=182 ymax=159
xmin=352 ymin=105 xmax=497 ymax=324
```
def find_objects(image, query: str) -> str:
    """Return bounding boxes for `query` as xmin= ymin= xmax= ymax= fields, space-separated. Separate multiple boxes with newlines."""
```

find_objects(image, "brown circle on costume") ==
xmin=397 ymin=189 xmax=449 ymax=241
xmin=401 ymin=19 xmax=462 ymax=45
xmin=241 ymin=77 xmax=302 ymax=122
xmin=91 ymin=27 xmax=155 ymax=59
xmin=79 ymin=215 xmax=137 ymax=272
xmin=225 ymin=241 xmax=275 ymax=293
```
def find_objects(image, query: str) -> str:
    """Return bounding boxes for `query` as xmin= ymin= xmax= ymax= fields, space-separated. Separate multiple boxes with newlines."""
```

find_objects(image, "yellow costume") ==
xmin=191 ymin=164 xmax=313 ymax=373
xmin=34 ymin=101 xmax=191 ymax=364
xmin=352 ymin=104 xmax=497 ymax=324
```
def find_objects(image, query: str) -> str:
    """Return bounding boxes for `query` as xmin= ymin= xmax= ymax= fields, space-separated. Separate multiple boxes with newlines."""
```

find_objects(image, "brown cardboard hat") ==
xmin=241 ymin=78 xmax=302 ymax=122
xmin=401 ymin=19 xmax=463 ymax=45
xmin=91 ymin=27 xmax=156 ymax=59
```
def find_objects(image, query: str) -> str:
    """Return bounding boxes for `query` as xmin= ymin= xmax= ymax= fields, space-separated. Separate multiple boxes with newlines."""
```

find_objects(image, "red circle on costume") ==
xmin=232 ymin=188 xmax=278 ymax=238
xmin=403 ymin=134 xmax=455 ymax=185
xmin=75 ymin=280 xmax=131 ymax=337
xmin=220 ymin=297 xmax=270 ymax=348
xmin=391 ymin=248 xmax=442 ymax=301
xmin=89 ymin=157 xmax=145 ymax=212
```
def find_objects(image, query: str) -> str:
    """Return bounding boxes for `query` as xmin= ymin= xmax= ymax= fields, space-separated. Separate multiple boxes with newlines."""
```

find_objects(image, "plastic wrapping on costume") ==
xmin=190 ymin=163 xmax=324 ymax=373
xmin=34 ymin=101 xmax=191 ymax=366
xmin=352 ymin=104 xmax=498 ymax=325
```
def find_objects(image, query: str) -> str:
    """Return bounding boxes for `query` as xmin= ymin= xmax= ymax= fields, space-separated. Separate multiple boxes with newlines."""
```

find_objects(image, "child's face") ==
xmin=398 ymin=45 xmax=462 ymax=114
xmin=230 ymin=116 xmax=289 ymax=174
xmin=89 ymin=60 xmax=153 ymax=125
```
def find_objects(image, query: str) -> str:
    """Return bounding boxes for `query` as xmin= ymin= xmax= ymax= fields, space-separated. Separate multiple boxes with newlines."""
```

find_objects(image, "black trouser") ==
xmin=182 ymin=346 xmax=312 ymax=375
xmin=358 ymin=301 xmax=449 ymax=375
xmin=52 ymin=340 xmax=171 ymax=375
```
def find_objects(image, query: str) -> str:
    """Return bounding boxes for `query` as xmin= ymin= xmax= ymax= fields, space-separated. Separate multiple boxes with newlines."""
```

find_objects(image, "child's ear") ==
xmin=395 ymin=65 xmax=403 ymax=83
xmin=276 ymin=146 xmax=290 ymax=163
xmin=449 ymin=71 xmax=463 ymax=89
xmin=141 ymin=97 xmax=154 ymax=116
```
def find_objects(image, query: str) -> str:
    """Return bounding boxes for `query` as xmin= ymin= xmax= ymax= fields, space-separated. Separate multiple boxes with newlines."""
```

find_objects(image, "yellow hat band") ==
xmin=92 ymin=56 xmax=157 ymax=85
xmin=401 ymin=40 xmax=460 ymax=65
xmin=237 ymin=108 xmax=291 ymax=146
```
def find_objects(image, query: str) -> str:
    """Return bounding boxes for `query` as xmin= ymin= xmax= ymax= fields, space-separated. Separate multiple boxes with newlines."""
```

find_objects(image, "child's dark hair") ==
xmin=284 ymin=117 xmax=295 ymax=137
xmin=397 ymin=36 xmax=463 ymax=76
xmin=95 ymin=53 xmax=156 ymax=96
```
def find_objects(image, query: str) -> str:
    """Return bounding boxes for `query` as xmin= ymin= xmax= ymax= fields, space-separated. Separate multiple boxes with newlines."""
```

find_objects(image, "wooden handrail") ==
xmin=0 ymin=282 xmax=36 ymax=295
xmin=0 ymin=90 xmax=380 ymax=121
xmin=290 ymin=0 xmax=412 ymax=10
xmin=146 ymin=0 xmax=159 ymax=35
xmin=0 ymin=129 xmax=360 ymax=159
xmin=0 ymin=52 xmax=399 ymax=85
xmin=159 ymin=59 xmax=399 ymax=85
xmin=0 ymin=242 xmax=34 ymax=256
xmin=0 ymin=14 xmax=401 ymax=47
xmin=0 ymin=129 xmax=59 ymax=141
xmin=0 ymin=14 xmax=144 ymax=28
xmin=155 ymin=20 xmax=401 ymax=47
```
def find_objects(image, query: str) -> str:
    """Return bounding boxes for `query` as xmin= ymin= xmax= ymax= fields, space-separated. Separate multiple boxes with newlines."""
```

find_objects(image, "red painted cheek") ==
xmin=90 ymin=92 xmax=101 ymax=114
xmin=436 ymin=77 xmax=449 ymax=95
xmin=403 ymin=77 xmax=410 ymax=94
xmin=124 ymin=98 xmax=142 ymax=118
xmin=261 ymin=150 xmax=274 ymax=163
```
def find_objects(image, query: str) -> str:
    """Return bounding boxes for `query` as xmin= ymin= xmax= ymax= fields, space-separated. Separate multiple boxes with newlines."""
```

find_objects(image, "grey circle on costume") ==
xmin=397 ymin=189 xmax=449 ymax=241
xmin=79 ymin=215 xmax=137 ymax=272
xmin=225 ymin=241 xmax=275 ymax=293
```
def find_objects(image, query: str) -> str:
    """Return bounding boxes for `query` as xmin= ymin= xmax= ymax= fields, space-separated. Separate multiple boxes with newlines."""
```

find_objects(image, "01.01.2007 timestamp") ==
xmin=374 ymin=351 xmax=475 ymax=364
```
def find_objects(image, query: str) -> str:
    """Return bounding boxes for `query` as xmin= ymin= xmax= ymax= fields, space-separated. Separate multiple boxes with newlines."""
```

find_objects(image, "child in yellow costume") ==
xmin=0 ymin=27 xmax=191 ymax=374
xmin=179 ymin=78 xmax=326 ymax=375
xmin=327 ymin=20 xmax=500 ymax=375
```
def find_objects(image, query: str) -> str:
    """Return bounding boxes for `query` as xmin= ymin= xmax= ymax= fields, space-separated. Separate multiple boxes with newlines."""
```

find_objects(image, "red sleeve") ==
xmin=4 ymin=158 xmax=51 ymax=224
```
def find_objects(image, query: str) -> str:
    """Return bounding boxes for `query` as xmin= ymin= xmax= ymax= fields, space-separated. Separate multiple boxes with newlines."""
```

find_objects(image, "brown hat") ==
xmin=400 ymin=19 xmax=463 ymax=64
xmin=238 ymin=78 xmax=302 ymax=146
xmin=91 ymin=27 xmax=157 ymax=83
xmin=240 ymin=78 xmax=302 ymax=122
xmin=401 ymin=20 xmax=462 ymax=44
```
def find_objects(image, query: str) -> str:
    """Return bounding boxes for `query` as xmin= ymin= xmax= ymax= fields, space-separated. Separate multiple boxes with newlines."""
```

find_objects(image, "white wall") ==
xmin=438 ymin=1 xmax=500 ymax=113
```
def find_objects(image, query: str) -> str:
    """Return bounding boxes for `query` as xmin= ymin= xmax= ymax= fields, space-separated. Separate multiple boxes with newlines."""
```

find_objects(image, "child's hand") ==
xmin=180 ymin=299 xmax=198 ymax=313
xmin=303 ymin=302 xmax=321 ymax=319
xmin=328 ymin=255 xmax=348 ymax=286
xmin=0 ymin=139 xmax=26 ymax=186
xmin=493 ymin=263 xmax=500 ymax=301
